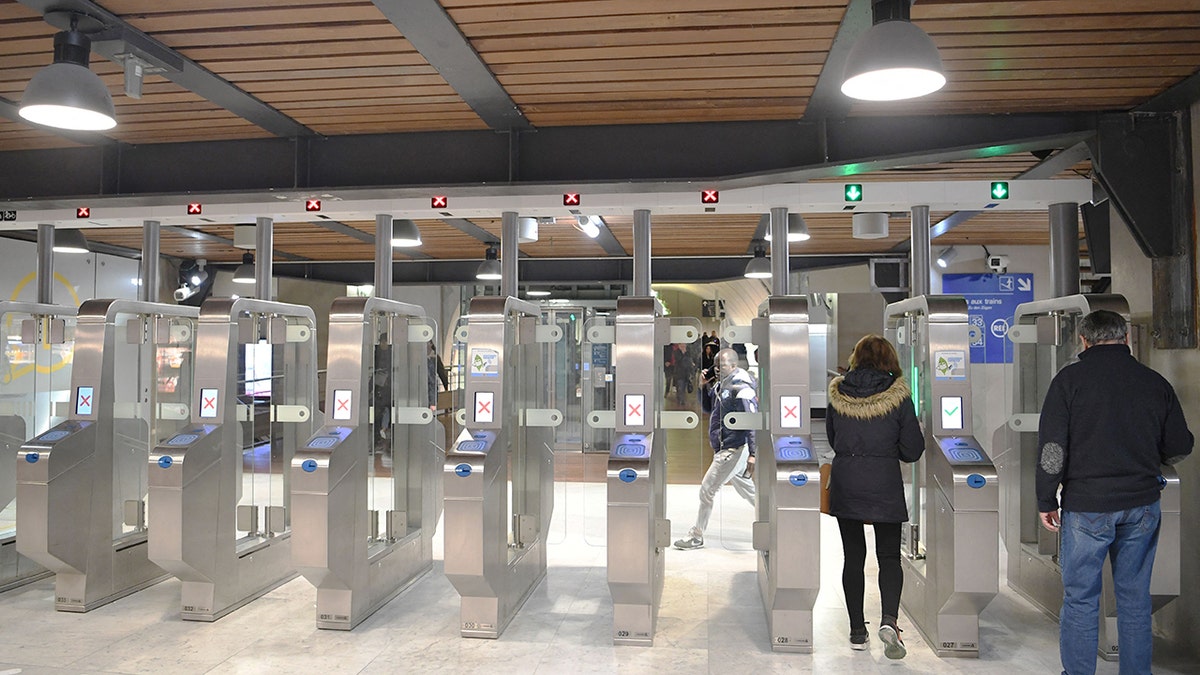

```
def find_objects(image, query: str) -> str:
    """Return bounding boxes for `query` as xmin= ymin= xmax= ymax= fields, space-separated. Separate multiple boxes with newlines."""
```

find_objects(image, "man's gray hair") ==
xmin=1079 ymin=309 xmax=1127 ymax=344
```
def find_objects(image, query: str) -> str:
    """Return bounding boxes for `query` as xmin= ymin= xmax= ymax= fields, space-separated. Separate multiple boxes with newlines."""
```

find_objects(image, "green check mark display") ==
xmin=944 ymin=404 xmax=959 ymax=417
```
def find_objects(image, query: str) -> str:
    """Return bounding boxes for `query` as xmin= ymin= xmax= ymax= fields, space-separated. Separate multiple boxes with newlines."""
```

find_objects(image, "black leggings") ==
xmin=837 ymin=518 xmax=903 ymax=630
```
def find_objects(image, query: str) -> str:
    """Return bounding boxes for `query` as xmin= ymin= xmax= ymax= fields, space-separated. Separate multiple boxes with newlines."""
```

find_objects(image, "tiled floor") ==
xmin=1 ymin=478 xmax=1196 ymax=674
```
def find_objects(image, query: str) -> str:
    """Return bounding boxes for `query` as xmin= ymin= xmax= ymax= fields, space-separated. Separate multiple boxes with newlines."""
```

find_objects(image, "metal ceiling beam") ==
xmin=924 ymin=141 xmax=1093 ymax=240
xmin=592 ymin=217 xmax=627 ymax=256
xmin=16 ymin=0 xmax=314 ymax=139
xmin=370 ymin=0 xmax=530 ymax=131
xmin=441 ymin=218 xmax=495 ymax=243
xmin=1137 ymin=67 xmax=1200 ymax=113
xmin=265 ymin=254 xmax=888 ymax=286
xmin=307 ymin=218 xmax=433 ymax=260
xmin=161 ymin=226 xmax=309 ymax=261
xmin=0 ymin=115 xmax=1099 ymax=201
xmin=0 ymin=229 xmax=162 ymax=260
xmin=801 ymin=0 xmax=872 ymax=121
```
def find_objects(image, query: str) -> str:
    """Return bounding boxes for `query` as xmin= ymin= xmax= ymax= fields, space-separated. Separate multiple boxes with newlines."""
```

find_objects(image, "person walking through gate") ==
xmin=1037 ymin=309 xmax=1192 ymax=675
xmin=825 ymin=334 xmax=924 ymax=658
xmin=673 ymin=348 xmax=756 ymax=550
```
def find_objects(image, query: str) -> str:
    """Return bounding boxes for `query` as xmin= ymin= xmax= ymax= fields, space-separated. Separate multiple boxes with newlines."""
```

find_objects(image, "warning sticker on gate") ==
xmin=470 ymin=349 xmax=499 ymax=377
xmin=933 ymin=351 xmax=966 ymax=380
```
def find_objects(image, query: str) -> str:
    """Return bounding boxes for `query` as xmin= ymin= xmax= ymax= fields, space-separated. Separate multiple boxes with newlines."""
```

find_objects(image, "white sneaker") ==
xmin=673 ymin=536 xmax=703 ymax=550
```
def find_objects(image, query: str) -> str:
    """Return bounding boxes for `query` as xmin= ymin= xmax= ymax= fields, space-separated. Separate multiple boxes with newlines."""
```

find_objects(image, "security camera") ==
xmin=174 ymin=285 xmax=192 ymax=302
xmin=987 ymin=255 xmax=1010 ymax=274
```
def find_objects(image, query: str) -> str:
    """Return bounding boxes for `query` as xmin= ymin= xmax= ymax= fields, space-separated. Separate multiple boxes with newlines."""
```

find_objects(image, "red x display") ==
xmin=627 ymin=402 xmax=642 ymax=418
xmin=337 ymin=398 xmax=350 ymax=411
xmin=431 ymin=195 xmax=448 ymax=208
xmin=700 ymin=190 xmax=719 ymax=204
xmin=563 ymin=193 xmax=580 ymax=206
xmin=79 ymin=394 xmax=92 ymax=407
xmin=477 ymin=399 xmax=492 ymax=415
xmin=186 ymin=203 xmax=202 ymax=215
xmin=202 ymin=396 xmax=216 ymax=410
xmin=783 ymin=405 xmax=798 ymax=419
xmin=305 ymin=199 xmax=321 ymax=212
xmin=76 ymin=207 xmax=90 ymax=218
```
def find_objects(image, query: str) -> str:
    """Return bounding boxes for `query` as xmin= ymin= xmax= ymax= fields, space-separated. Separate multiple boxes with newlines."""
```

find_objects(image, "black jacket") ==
xmin=826 ymin=369 xmax=925 ymax=523
xmin=1036 ymin=343 xmax=1192 ymax=513
xmin=708 ymin=367 xmax=757 ymax=452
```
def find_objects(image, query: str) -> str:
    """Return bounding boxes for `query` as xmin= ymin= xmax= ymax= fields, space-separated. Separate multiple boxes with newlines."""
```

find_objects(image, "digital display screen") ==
xmin=332 ymin=389 xmax=352 ymax=421
xmin=779 ymin=395 xmax=802 ymax=429
xmin=624 ymin=394 xmax=646 ymax=427
xmin=474 ymin=391 xmax=494 ymax=423
xmin=199 ymin=388 xmax=219 ymax=419
xmin=940 ymin=395 xmax=963 ymax=430
xmin=75 ymin=386 xmax=94 ymax=416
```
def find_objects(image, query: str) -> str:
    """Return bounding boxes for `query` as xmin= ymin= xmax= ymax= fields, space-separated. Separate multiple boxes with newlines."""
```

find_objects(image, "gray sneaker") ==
xmin=879 ymin=622 xmax=906 ymax=659
xmin=850 ymin=625 xmax=870 ymax=651
xmin=673 ymin=536 xmax=703 ymax=550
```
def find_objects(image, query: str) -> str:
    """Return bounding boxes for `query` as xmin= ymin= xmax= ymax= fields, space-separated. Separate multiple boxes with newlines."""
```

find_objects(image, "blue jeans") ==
xmin=1059 ymin=501 xmax=1161 ymax=675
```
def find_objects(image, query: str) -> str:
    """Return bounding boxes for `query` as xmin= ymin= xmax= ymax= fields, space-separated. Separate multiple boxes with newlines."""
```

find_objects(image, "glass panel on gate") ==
xmin=581 ymin=315 xmax=613 ymax=547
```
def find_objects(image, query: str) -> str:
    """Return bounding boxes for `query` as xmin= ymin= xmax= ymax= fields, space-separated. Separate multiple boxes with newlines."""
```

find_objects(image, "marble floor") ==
xmin=1 ymin=480 xmax=1196 ymax=674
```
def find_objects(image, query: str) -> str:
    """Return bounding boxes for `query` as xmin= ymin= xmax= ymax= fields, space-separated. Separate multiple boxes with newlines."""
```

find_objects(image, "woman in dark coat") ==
xmin=825 ymin=334 xmax=924 ymax=659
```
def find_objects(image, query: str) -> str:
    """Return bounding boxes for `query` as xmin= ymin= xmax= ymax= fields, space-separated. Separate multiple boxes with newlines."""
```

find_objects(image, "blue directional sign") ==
xmin=942 ymin=273 xmax=1033 ymax=364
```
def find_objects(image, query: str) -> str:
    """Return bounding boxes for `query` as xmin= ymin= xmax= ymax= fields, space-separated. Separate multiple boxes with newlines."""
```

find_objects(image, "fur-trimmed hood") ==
xmin=828 ymin=371 xmax=911 ymax=420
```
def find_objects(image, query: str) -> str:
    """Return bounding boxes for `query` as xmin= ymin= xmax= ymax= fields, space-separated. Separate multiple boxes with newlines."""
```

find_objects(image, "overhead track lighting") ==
xmin=52 ymin=229 xmax=90 ymax=253
xmin=390 ymin=219 xmax=422 ymax=247
xmin=475 ymin=245 xmax=502 ymax=281
xmin=526 ymin=288 xmax=551 ymax=297
xmin=936 ymin=246 xmax=958 ymax=268
xmin=765 ymin=213 xmax=811 ymax=242
xmin=19 ymin=12 xmax=117 ymax=131
xmin=233 ymin=253 xmax=256 ymax=284
xmin=744 ymin=246 xmax=772 ymax=279
xmin=189 ymin=259 xmax=209 ymax=286
xmin=841 ymin=0 xmax=946 ymax=102
xmin=576 ymin=216 xmax=601 ymax=239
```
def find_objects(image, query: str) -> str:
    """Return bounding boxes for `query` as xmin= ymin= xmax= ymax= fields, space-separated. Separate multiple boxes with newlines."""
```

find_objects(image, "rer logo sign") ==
xmin=624 ymin=393 xmax=646 ymax=427
xmin=332 ymin=389 xmax=352 ymax=421
xmin=199 ymin=387 xmax=219 ymax=419
xmin=474 ymin=391 xmax=494 ymax=424
xmin=779 ymin=395 xmax=801 ymax=429
xmin=943 ymin=273 xmax=1034 ymax=364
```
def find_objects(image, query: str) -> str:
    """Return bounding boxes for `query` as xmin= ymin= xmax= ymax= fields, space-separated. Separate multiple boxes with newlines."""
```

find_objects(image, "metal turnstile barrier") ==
xmin=586 ymin=297 xmax=698 ymax=646
xmin=444 ymin=296 xmax=561 ymax=638
xmin=1003 ymin=294 xmax=1180 ymax=660
xmin=725 ymin=296 xmax=820 ymax=652
xmin=292 ymin=297 xmax=438 ymax=629
xmin=885 ymin=296 xmax=998 ymax=657
xmin=1 ymin=302 xmax=76 ymax=593
xmin=17 ymin=299 xmax=197 ymax=611
xmin=149 ymin=298 xmax=317 ymax=620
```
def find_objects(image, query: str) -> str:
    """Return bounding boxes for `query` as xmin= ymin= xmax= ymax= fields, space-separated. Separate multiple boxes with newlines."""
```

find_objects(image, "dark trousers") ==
xmin=837 ymin=518 xmax=903 ymax=630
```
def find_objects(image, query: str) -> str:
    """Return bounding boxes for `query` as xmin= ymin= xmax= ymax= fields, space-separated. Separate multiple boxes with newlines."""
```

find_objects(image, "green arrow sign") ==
xmin=990 ymin=181 xmax=1009 ymax=200
xmin=844 ymin=184 xmax=863 ymax=202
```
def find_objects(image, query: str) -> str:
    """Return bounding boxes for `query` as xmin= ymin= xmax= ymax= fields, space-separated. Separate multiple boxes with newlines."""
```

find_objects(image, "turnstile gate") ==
xmin=149 ymin=298 xmax=316 ymax=620
xmin=726 ymin=296 xmax=820 ymax=652
xmin=1003 ymin=294 xmax=1180 ymax=660
xmin=292 ymin=297 xmax=438 ymax=629
xmin=444 ymin=296 xmax=561 ymax=638
xmin=1 ymin=302 xmax=76 ymax=592
xmin=17 ymin=299 xmax=197 ymax=611
xmin=885 ymin=296 xmax=998 ymax=657
xmin=585 ymin=297 xmax=698 ymax=646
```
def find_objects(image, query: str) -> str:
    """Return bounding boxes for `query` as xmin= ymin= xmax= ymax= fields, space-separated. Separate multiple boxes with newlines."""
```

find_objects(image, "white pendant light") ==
xmin=233 ymin=253 xmax=256 ymax=284
xmin=744 ymin=246 xmax=772 ymax=279
xmin=52 ymin=229 xmax=90 ymax=253
xmin=765 ymin=213 xmax=811 ymax=242
xmin=390 ymin=218 xmax=422 ymax=247
xmin=852 ymin=212 xmax=890 ymax=239
xmin=19 ymin=20 xmax=116 ymax=131
xmin=841 ymin=0 xmax=945 ymax=102
xmin=475 ymin=245 xmax=502 ymax=281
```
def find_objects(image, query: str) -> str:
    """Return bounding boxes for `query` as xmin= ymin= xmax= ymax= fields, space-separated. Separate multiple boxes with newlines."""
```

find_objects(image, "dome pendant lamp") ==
xmin=19 ymin=12 xmax=117 ymax=131
xmin=841 ymin=0 xmax=946 ymax=102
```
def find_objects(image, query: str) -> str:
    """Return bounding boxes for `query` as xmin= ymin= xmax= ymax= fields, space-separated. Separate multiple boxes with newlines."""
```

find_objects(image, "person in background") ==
xmin=672 ymin=342 xmax=695 ymax=406
xmin=673 ymin=348 xmax=756 ymax=550
xmin=1037 ymin=309 xmax=1192 ymax=675
xmin=825 ymin=334 xmax=924 ymax=658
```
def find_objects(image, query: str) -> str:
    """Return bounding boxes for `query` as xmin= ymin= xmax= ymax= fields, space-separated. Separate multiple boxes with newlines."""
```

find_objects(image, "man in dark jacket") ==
xmin=1037 ymin=309 xmax=1192 ymax=675
xmin=674 ymin=349 xmax=756 ymax=550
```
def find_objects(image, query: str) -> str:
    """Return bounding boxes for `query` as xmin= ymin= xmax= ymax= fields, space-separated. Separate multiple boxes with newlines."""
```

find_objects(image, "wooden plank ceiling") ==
xmin=2 ymin=0 xmax=1196 ymax=263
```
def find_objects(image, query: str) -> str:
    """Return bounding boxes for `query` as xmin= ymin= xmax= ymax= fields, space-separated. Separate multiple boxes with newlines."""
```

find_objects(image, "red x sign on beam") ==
xmin=305 ymin=199 xmax=321 ymax=212
xmin=186 ymin=203 xmax=202 ymax=215
xmin=76 ymin=207 xmax=90 ymax=218
xmin=431 ymin=195 xmax=448 ymax=208
xmin=700 ymin=190 xmax=719 ymax=204
xmin=563 ymin=193 xmax=580 ymax=206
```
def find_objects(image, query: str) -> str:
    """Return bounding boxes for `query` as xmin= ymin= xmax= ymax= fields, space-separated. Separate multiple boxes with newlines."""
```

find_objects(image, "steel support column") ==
xmin=769 ymin=207 xmax=790 ymax=296
xmin=374 ymin=214 xmax=393 ymax=300
xmin=910 ymin=205 xmax=931 ymax=297
xmin=1049 ymin=203 xmax=1080 ymax=298
xmin=36 ymin=223 xmax=53 ymax=304
xmin=256 ymin=216 xmax=273 ymax=301
xmin=501 ymin=211 xmax=518 ymax=298
xmin=140 ymin=220 xmax=159 ymax=302
xmin=632 ymin=209 xmax=651 ymax=296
